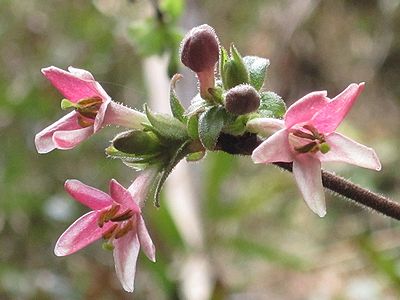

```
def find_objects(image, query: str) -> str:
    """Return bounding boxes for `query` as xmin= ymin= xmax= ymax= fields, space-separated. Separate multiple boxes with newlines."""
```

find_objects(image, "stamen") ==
xmin=98 ymin=204 xmax=121 ymax=227
xmin=77 ymin=115 xmax=94 ymax=128
xmin=110 ymin=209 xmax=134 ymax=222
xmin=115 ymin=221 xmax=135 ymax=239
xmin=294 ymin=141 xmax=318 ymax=153
xmin=292 ymin=129 xmax=315 ymax=140
xmin=102 ymin=223 xmax=118 ymax=240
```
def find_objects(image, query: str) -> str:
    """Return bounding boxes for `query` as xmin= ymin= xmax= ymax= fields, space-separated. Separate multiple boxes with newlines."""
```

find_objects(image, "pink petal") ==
xmin=109 ymin=179 xmax=140 ymax=213
xmin=64 ymin=179 xmax=113 ymax=210
xmin=293 ymin=155 xmax=326 ymax=217
xmin=101 ymin=101 xmax=148 ymax=131
xmin=312 ymin=83 xmax=364 ymax=134
xmin=128 ymin=168 xmax=158 ymax=206
xmin=284 ymin=91 xmax=328 ymax=129
xmin=246 ymin=118 xmax=284 ymax=136
xmin=54 ymin=211 xmax=113 ymax=256
xmin=35 ymin=111 xmax=81 ymax=153
xmin=67 ymin=66 xmax=95 ymax=81
xmin=52 ymin=126 xmax=94 ymax=150
xmin=137 ymin=216 xmax=156 ymax=262
xmin=41 ymin=66 xmax=110 ymax=103
xmin=251 ymin=129 xmax=293 ymax=163
xmin=113 ymin=231 xmax=140 ymax=292
xmin=93 ymin=99 xmax=111 ymax=132
xmin=318 ymin=132 xmax=381 ymax=170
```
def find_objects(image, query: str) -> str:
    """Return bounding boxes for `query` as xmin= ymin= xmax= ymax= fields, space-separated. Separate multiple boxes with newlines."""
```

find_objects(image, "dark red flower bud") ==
xmin=225 ymin=84 xmax=260 ymax=115
xmin=180 ymin=24 xmax=219 ymax=73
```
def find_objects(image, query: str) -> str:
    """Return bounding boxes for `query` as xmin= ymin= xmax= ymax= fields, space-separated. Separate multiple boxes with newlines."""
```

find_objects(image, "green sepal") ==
xmin=152 ymin=140 xmax=190 ymax=207
xmin=169 ymin=74 xmax=187 ymax=123
xmin=243 ymin=56 xmax=270 ymax=90
xmin=208 ymin=86 xmax=224 ymax=104
xmin=186 ymin=151 xmax=206 ymax=162
xmin=258 ymin=91 xmax=286 ymax=118
xmin=111 ymin=130 xmax=163 ymax=155
xmin=221 ymin=45 xmax=249 ymax=90
xmin=198 ymin=106 xmax=228 ymax=150
xmin=105 ymin=145 xmax=163 ymax=167
xmin=185 ymin=94 xmax=209 ymax=116
xmin=223 ymin=115 xmax=249 ymax=136
xmin=61 ymin=99 xmax=75 ymax=110
xmin=145 ymin=104 xmax=188 ymax=141
xmin=187 ymin=114 xmax=199 ymax=140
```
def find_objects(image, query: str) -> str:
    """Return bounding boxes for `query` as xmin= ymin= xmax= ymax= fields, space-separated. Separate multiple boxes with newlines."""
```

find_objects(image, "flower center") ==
xmin=61 ymin=96 xmax=103 ymax=128
xmin=289 ymin=124 xmax=330 ymax=154
xmin=97 ymin=203 xmax=136 ymax=250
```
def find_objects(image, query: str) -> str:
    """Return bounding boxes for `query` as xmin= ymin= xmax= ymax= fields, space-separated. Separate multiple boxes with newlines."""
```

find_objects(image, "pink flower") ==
xmin=250 ymin=83 xmax=381 ymax=217
xmin=35 ymin=66 xmax=147 ymax=153
xmin=55 ymin=173 xmax=157 ymax=292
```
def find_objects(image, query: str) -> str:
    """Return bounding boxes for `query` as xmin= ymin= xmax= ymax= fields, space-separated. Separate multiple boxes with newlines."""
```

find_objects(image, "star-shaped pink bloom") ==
xmin=250 ymin=83 xmax=381 ymax=217
xmin=55 ymin=173 xmax=156 ymax=292
xmin=35 ymin=66 xmax=147 ymax=153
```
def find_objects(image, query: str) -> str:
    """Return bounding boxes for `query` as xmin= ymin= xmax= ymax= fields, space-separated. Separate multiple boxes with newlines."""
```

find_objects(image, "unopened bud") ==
xmin=225 ymin=84 xmax=260 ymax=115
xmin=180 ymin=24 xmax=219 ymax=73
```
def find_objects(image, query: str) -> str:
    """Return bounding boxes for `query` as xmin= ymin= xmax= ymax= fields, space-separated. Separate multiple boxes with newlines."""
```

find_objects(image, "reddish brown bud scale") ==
xmin=225 ymin=84 xmax=260 ymax=115
xmin=180 ymin=24 xmax=220 ymax=73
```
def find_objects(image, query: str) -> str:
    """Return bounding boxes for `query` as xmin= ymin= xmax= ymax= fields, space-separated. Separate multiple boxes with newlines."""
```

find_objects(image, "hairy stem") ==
xmin=215 ymin=133 xmax=400 ymax=221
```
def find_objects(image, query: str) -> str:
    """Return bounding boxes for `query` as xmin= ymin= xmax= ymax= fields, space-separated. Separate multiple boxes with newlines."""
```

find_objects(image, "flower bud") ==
xmin=220 ymin=45 xmax=249 ymax=90
xmin=180 ymin=24 xmax=219 ymax=73
xmin=225 ymin=84 xmax=260 ymax=115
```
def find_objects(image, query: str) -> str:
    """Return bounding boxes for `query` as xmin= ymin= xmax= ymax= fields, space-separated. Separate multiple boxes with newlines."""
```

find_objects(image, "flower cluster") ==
xmin=36 ymin=24 xmax=382 ymax=292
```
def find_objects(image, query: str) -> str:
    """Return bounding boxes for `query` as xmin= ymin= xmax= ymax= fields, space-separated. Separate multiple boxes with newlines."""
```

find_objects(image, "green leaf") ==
xmin=160 ymin=0 xmax=185 ymax=21
xmin=243 ymin=56 xmax=270 ymax=90
xmin=258 ymin=91 xmax=286 ymax=118
xmin=198 ymin=106 xmax=227 ymax=150
xmin=145 ymin=105 xmax=188 ymax=141
xmin=169 ymin=74 xmax=187 ymax=123
xmin=187 ymin=114 xmax=199 ymax=139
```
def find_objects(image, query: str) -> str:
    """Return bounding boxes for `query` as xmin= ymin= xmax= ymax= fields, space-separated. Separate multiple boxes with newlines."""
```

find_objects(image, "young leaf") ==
xmin=258 ymin=91 xmax=286 ymax=118
xmin=145 ymin=105 xmax=188 ymax=141
xmin=198 ymin=106 xmax=227 ymax=150
xmin=243 ymin=56 xmax=270 ymax=90
xmin=169 ymin=74 xmax=187 ymax=123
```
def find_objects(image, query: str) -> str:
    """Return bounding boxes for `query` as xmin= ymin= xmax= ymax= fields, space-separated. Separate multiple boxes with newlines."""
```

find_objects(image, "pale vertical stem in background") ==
xmin=143 ymin=55 xmax=213 ymax=300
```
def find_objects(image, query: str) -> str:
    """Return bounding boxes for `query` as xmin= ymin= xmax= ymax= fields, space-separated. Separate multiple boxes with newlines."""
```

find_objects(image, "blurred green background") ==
xmin=1 ymin=0 xmax=400 ymax=299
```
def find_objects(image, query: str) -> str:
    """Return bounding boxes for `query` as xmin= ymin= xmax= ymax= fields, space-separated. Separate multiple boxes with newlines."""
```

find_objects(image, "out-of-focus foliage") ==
xmin=1 ymin=0 xmax=400 ymax=299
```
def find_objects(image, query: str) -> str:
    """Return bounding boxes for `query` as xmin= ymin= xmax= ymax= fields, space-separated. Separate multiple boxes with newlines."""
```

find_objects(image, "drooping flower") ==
xmin=249 ymin=83 xmax=381 ymax=217
xmin=55 ymin=170 xmax=157 ymax=292
xmin=35 ymin=66 xmax=147 ymax=153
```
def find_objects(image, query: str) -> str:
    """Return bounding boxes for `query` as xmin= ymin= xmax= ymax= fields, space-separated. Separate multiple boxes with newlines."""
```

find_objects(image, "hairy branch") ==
xmin=215 ymin=133 xmax=400 ymax=221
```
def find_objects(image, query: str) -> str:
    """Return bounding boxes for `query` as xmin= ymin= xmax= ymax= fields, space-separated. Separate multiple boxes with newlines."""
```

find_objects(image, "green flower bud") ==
xmin=180 ymin=24 xmax=219 ymax=73
xmin=221 ymin=45 xmax=249 ymax=89
xmin=112 ymin=130 xmax=162 ymax=155
xmin=225 ymin=84 xmax=260 ymax=115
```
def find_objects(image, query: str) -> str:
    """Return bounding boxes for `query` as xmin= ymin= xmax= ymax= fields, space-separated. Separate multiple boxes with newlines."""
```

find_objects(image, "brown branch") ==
xmin=215 ymin=133 xmax=400 ymax=221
